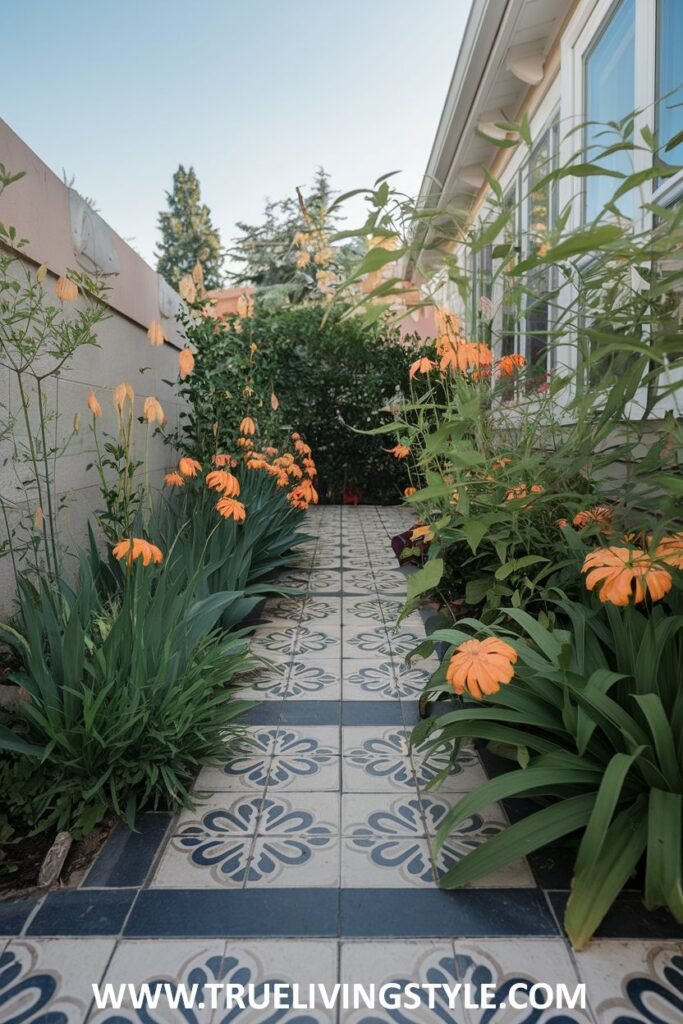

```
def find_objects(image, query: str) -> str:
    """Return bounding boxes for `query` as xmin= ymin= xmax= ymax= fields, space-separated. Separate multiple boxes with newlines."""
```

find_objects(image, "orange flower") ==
xmin=491 ymin=457 xmax=512 ymax=472
xmin=388 ymin=444 xmax=410 ymax=459
xmin=498 ymin=354 xmax=526 ymax=378
xmin=55 ymin=276 xmax=78 ymax=302
xmin=164 ymin=472 xmax=184 ymax=487
xmin=213 ymin=453 xmax=232 ymax=468
xmin=505 ymin=484 xmax=543 ymax=504
xmin=288 ymin=463 xmax=303 ymax=479
xmin=147 ymin=320 xmax=165 ymax=346
xmin=294 ymin=439 xmax=312 ymax=456
xmin=582 ymin=546 xmax=672 ymax=606
xmin=143 ymin=396 xmax=164 ymax=424
xmin=555 ymin=518 xmax=569 ymax=528
xmin=206 ymin=470 xmax=240 ymax=496
xmin=240 ymin=416 xmax=256 ymax=436
xmin=409 ymin=356 xmax=437 ymax=379
xmin=264 ymin=447 xmax=279 ymax=458
xmin=178 ymin=457 xmax=202 ymax=477
xmin=178 ymin=348 xmax=195 ymax=378
xmin=404 ymin=487 xmax=417 ymax=497
xmin=655 ymin=533 xmax=683 ymax=570
xmin=411 ymin=524 xmax=434 ymax=543
xmin=296 ymin=250 xmax=311 ymax=269
xmin=112 ymin=538 xmax=163 ymax=567
xmin=216 ymin=496 xmax=247 ymax=521
xmin=247 ymin=457 xmax=270 ymax=470
xmin=573 ymin=505 xmax=613 ymax=529
xmin=446 ymin=637 xmax=518 ymax=700
xmin=438 ymin=336 xmax=492 ymax=374
xmin=291 ymin=432 xmax=301 ymax=441
xmin=113 ymin=382 xmax=134 ymax=414
xmin=289 ymin=480 xmax=319 ymax=507
xmin=87 ymin=391 xmax=101 ymax=417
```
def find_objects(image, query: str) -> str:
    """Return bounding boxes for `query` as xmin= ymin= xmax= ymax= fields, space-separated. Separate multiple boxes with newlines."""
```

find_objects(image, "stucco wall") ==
xmin=0 ymin=118 xmax=186 ymax=616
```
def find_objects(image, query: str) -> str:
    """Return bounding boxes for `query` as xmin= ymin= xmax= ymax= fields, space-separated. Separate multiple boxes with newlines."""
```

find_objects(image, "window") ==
xmin=657 ymin=0 xmax=683 ymax=165
xmin=584 ymin=0 xmax=636 ymax=221
xmin=525 ymin=123 xmax=559 ymax=377
xmin=500 ymin=184 xmax=519 ymax=360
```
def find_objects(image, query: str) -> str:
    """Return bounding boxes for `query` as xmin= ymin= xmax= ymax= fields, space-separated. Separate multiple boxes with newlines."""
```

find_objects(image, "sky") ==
xmin=2 ymin=0 xmax=471 ymax=270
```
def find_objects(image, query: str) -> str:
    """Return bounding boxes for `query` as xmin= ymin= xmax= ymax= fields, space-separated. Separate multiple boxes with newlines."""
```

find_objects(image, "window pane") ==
xmin=657 ymin=0 xmax=683 ymax=165
xmin=584 ymin=0 xmax=635 ymax=221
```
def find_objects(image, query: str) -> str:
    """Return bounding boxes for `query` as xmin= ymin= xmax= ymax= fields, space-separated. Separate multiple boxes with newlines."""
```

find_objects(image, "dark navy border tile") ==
xmin=125 ymin=889 xmax=339 ymax=937
xmin=279 ymin=701 xmax=341 ymax=725
xmin=0 ymin=896 xmax=37 ymax=935
xmin=343 ymin=701 xmax=406 ymax=725
xmin=340 ymin=888 xmax=559 ymax=937
xmin=83 ymin=812 xmax=172 ymax=888
xmin=242 ymin=701 xmax=286 ymax=724
xmin=27 ymin=888 xmax=136 ymax=936
xmin=548 ymin=891 xmax=683 ymax=940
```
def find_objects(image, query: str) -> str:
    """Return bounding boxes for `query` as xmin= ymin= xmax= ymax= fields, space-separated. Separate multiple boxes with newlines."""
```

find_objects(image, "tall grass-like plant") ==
xmin=0 ymin=529 xmax=254 ymax=834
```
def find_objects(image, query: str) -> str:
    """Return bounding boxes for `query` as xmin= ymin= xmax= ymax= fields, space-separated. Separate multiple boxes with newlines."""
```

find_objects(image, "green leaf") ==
xmin=405 ymin=558 xmax=443 ymax=604
xmin=494 ymin=555 xmax=549 ymax=581
xmin=438 ymin=794 xmax=596 ymax=888
xmin=644 ymin=789 xmax=683 ymax=920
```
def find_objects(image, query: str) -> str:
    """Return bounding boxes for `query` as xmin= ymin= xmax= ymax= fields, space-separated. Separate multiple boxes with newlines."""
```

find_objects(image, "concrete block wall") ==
xmin=0 ymin=118 xmax=187 ymax=615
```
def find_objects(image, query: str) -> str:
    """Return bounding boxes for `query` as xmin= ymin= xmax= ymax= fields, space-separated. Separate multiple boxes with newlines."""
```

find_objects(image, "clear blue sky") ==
xmin=3 ymin=0 xmax=471 ymax=268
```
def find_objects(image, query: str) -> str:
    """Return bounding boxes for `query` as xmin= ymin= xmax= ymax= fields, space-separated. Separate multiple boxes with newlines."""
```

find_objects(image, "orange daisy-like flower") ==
xmin=411 ymin=524 xmax=434 ymax=543
xmin=573 ymin=505 xmax=613 ymax=530
xmin=113 ymin=381 xmax=134 ymax=414
xmin=491 ymin=457 xmax=512 ymax=472
xmin=291 ymin=432 xmax=301 ymax=441
xmin=213 ymin=454 xmax=232 ymax=468
xmin=388 ymin=444 xmax=411 ymax=459
xmin=404 ymin=487 xmax=417 ymax=497
xmin=112 ymin=538 xmax=164 ymax=567
xmin=164 ymin=472 xmax=185 ymax=487
xmin=288 ymin=464 xmax=304 ymax=479
xmin=294 ymin=439 xmax=312 ymax=456
xmin=290 ymin=480 xmax=319 ymax=506
xmin=216 ymin=496 xmax=247 ymax=521
xmin=555 ymin=518 xmax=569 ymax=528
xmin=240 ymin=416 xmax=256 ymax=436
xmin=206 ymin=470 xmax=240 ymax=497
xmin=178 ymin=348 xmax=195 ymax=378
xmin=178 ymin=457 xmax=202 ymax=478
xmin=264 ymin=447 xmax=279 ymax=458
xmin=409 ymin=356 xmax=437 ymax=379
xmin=497 ymin=353 xmax=526 ymax=378
xmin=582 ymin=546 xmax=672 ymax=606
xmin=446 ymin=637 xmax=518 ymax=700
xmin=247 ymin=457 xmax=270 ymax=470
xmin=505 ymin=483 xmax=543 ymax=504
xmin=655 ymin=533 xmax=683 ymax=570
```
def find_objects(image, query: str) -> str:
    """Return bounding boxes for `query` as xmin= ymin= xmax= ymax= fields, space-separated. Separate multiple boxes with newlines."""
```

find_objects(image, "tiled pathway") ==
xmin=2 ymin=506 xmax=682 ymax=1021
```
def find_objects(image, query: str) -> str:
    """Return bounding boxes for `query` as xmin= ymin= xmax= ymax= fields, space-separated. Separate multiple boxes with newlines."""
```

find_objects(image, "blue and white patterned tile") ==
xmin=451 ymin=939 xmax=592 ymax=1023
xmin=90 ymin=941 xmax=225 ymax=1023
xmin=343 ymin=659 xmax=428 ymax=700
xmin=267 ymin=756 xmax=340 ymax=792
xmin=170 ymin=795 xmax=265 ymax=838
xmin=342 ymin=832 xmax=437 ymax=888
xmin=237 ymin=663 xmax=289 ymax=700
xmin=340 ymin=941 xmax=467 ymax=1024
xmin=194 ymin=752 xmax=271 ymax=794
xmin=299 ymin=597 xmax=342 ymax=624
xmin=410 ymin=740 xmax=488 ymax=794
xmin=342 ymin=795 xmax=428 ymax=838
xmin=345 ymin=626 xmax=394 ymax=656
xmin=250 ymin=627 xmax=299 ymax=661
xmin=247 ymin=834 xmax=341 ymax=888
xmin=343 ymin=571 xmax=382 ymax=594
xmin=155 ymin=822 xmax=257 ymax=887
xmin=343 ymin=727 xmax=417 ymax=792
xmin=291 ymin=626 xmax=341 ymax=657
xmin=306 ymin=570 xmax=343 ymax=594
xmin=285 ymin=661 xmax=341 ymax=700
xmin=0 ymin=939 xmax=115 ymax=1024
xmin=573 ymin=941 xmax=683 ymax=1023
xmin=269 ymin=726 xmax=340 ymax=758
xmin=91 ymin=940 xmax=337 ymax=1023
xmin=258 ymin=793 xmax=340 ymax=836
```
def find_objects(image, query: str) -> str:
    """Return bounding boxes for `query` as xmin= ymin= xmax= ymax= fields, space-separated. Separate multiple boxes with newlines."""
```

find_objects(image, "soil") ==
xmin=0 ymin=818 xmax=115 ymax=899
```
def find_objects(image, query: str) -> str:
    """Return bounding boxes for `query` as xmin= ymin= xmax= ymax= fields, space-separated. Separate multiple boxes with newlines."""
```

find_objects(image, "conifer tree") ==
xmin=156 ymin=165 xmax=223 ymax=290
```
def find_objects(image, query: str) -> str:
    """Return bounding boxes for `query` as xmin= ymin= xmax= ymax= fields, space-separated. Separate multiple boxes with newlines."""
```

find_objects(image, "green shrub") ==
xmin=0 ymin=538 xmax=253 ymax=836
xmin=177 ymin=303 xmax=420 ymax=503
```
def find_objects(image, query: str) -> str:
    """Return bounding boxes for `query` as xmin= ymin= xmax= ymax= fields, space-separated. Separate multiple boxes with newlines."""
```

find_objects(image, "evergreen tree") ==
xmin=156 ymin=165 xmax=223 ymax=290
xmin=227 ymin=168 xmax=344 ymax=304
